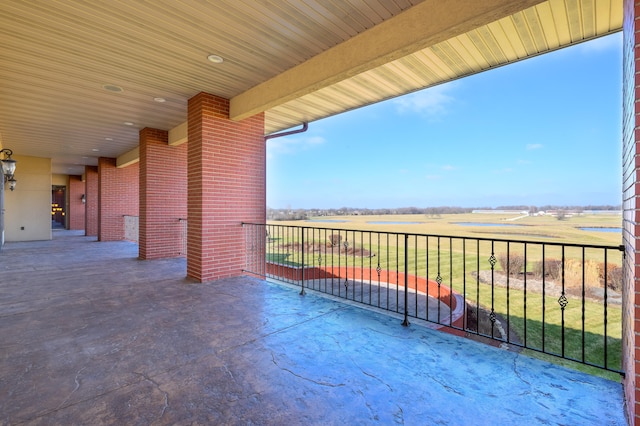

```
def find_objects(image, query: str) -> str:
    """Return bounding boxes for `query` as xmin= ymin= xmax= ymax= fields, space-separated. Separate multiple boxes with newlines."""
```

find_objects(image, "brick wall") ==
xmin=187 ymin=92 xmax=265 ymax=282
xmin=68 ymin=175 xmax=85 ymax=231
xmin=623 ymin=0 xmax=640 ymax=423
xmin=139 ymin=127 xmax=187 ymax=259
xmin=85 ymin=166 xmax=98 ymax=237
xmin=97 ymin=157 xmax=139 ymax=241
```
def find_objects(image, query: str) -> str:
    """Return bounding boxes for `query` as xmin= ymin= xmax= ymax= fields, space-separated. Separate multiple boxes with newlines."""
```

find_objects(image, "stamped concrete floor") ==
xmin=0 ymin=230 xmax=627 ymax=425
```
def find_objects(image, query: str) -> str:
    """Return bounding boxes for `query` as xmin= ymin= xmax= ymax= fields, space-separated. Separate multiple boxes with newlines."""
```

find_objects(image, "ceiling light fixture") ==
xmin=207 ymin=54 xmax=224 ymax=64
xmin=153 ymin=97 xmax=166 ymax=103
xmin=105 ymin=137 xmax=113 ymax=141
xmin=102 ymin=84 xmax=124 ymax=93
xmin=123 ymin=122 xmax=134 ymax=126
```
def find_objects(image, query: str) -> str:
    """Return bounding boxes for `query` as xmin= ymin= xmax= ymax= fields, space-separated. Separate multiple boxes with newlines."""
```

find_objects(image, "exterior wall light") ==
xmin=81 ymin=194 xmax=86 ymax=204
xmin=0 ymin=148 xmax=17 ymax=190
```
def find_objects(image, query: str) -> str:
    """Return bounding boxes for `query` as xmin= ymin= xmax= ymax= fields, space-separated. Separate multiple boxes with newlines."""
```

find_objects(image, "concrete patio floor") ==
xmin=0 ymin=230 xmax=627 ymax=425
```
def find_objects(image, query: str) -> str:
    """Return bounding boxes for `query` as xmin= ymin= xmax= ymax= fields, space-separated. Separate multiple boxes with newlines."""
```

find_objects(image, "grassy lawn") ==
xmin=262 ymin=212 xmax=623 ymax=379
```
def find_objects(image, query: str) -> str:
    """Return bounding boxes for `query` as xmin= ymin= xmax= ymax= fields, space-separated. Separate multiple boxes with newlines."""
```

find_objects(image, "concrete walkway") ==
xmin=0 ymin=231 xmax=627 ymax=425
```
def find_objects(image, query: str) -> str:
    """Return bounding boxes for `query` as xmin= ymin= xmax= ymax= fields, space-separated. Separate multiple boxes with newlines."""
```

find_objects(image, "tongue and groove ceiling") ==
xmin=0 ymin=0 xmax=622 ymax=175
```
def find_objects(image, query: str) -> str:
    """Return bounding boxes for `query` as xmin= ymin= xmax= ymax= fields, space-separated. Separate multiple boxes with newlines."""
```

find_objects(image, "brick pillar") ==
xmin=623 ymin=0 xmax=640 ymax=423
xmin=139 ymin=128 xmax=187 ymax=259
xmin=97 ymin=157 xmax=139 ymax=242
xmin=187 ymin=92 xmax=265 ymax=282
xmin=85 ymin=166 xmax=98 ymax=237
xmin=68 ymin=175 xmax=85 ymax=231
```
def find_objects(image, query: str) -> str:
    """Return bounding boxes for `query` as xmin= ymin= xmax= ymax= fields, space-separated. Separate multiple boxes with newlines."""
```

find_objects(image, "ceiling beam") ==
xmin=116 ymin=121 xmax=187 ymax=167
xmin=168 ymin=121 xmax=187 ymax=146
xmin=116 ymin=146 xmax=139 ymax=168
xmin=230 ymin=0 xmax=545 ymax=121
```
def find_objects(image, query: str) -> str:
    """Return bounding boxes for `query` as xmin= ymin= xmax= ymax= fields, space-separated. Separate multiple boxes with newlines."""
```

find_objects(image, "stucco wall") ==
xmin=4 ymin=155 xmax=52 ymax=242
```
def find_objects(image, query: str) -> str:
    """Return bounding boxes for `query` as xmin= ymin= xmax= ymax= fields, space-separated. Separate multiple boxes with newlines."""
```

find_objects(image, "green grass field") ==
xmin=263 ymin=212 xmax=623 ymax=380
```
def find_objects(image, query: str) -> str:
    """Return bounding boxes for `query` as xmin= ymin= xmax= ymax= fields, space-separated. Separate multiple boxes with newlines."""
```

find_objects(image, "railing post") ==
xmin=300 ymin=227 xmax=306 ymax=295
xmin=402 ymin=234 xmax=410 ymax=326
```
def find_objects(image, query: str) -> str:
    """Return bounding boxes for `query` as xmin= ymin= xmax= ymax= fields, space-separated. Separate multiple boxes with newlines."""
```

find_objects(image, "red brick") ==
xmin=85 ymin=166 xmax=99 ymax=236
xmin=97 ymin=157 xmax=139 ymax=241
xmin=139 ymin=128 xmax=187 ymax=259
xmin=186 ymin=92 xmax=265 ymax=282
xmin=624 ymin=2 xmax=640 ymax=423
xmin=68 ymin=175 xmax=85 ymax=230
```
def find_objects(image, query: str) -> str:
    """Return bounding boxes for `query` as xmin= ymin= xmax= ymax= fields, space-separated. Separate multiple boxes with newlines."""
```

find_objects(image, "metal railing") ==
xmin=243 ymin=222 xmax=624 ymax=373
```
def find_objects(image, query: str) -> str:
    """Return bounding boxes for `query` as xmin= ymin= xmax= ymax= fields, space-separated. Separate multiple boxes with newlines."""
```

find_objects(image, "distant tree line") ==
xmin=266 ymin=205 xmax=622 ymax=221
xmin=495 ymin=205 xmax=621 ymax=212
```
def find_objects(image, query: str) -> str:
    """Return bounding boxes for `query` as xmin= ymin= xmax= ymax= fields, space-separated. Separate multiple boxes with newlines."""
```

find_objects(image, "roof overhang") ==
xmin=0 ymin=0 xmax=622 ymax=174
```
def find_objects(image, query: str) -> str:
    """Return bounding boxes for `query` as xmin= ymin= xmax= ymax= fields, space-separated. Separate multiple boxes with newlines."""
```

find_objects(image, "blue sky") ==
xmin=267 ymin=32 xmax=622 ymax=209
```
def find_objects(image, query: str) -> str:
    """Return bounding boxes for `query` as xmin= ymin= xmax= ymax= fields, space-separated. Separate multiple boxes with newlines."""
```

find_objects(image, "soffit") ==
xmin=266 ymin=0 xmax=622 ymax=132
xmin=0 ymin=0 xmax=622 ymax=175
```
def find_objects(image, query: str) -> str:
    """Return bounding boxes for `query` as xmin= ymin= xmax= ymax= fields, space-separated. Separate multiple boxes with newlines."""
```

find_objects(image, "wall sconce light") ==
xmin=81 ymin=194 xmax=86 ymax=204
xmin=0 ymin=148 xmax=17 ymax=190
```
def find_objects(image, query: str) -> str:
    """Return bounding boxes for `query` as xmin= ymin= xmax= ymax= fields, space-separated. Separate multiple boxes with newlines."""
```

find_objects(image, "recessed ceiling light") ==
xmin=207 ymin=54 xmax=224 ymax=64
xmin=153 ymin=97 xmax=166 ymax=103
xmin=102 ymin=84 xmax=124 ymax=93
xmin=105 ymin=137 xmax=113 ymax=141
xmin=123 ymin=122 xmax=134 ymax=126
xmin=92 ymin=149 xmax=99 ymax=152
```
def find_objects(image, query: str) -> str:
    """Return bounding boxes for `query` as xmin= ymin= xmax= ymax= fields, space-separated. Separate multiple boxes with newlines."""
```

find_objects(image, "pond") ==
xmin=367 ymin=221 xmax=422 ymax=225
xmin=578 ymin=227 xmax=622 ymax=233
xmin=454 ymin=222 xmax=522 ymax=227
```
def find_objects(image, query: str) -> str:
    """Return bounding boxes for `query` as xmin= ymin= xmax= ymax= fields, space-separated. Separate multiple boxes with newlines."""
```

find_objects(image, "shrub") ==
xmin=532 ymin=259 xmax=563 ymax=281
xmin=497 ymin=253 xmax=525 ymax=277
xmin=563 ymin=259 xmax=600 ymax=289
xmin=598 ymin=263 xmax=623 ymax=292
xmin=328 ymin=234 xmax=342 ymax=247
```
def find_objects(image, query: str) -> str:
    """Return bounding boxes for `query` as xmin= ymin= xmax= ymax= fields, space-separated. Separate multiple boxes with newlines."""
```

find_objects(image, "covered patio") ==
xmin=0 ymin=231 xmax=625 ymax=424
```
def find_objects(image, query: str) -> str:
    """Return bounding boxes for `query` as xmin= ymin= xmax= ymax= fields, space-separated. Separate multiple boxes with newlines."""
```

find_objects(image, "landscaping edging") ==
xmin=266 ymin=262 xmax=465 ymax=332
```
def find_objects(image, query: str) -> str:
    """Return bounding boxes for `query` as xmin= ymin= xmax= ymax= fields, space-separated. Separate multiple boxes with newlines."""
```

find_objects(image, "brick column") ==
xmin=85 ymin=166 xmax=98 ymax=237
xmin=623 ymin=0 xmax=640 ymax=423
xmin=187 ymin=92 xmax=265 ymax=282
xmin=139 ymin=128 xmax=187 ymax=259
xmin=97 ymin=157 xmax=139 ymax=241
xmin=68 ymin=175 xmax=85 ymax=231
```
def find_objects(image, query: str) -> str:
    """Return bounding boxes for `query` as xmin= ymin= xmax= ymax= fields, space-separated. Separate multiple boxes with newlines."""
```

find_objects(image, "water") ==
xmin=367 ymin=221 xmax=422 ymax=225
xmin=579 ymin=227 xmax=621 ymax=233
xmin=455 ymin=222 xmax=521 ymax=227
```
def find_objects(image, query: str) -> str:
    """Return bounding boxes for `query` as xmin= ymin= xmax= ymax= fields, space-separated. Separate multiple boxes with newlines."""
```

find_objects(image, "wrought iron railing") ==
xmin=242 ymin=222 xmax=624 ymax=373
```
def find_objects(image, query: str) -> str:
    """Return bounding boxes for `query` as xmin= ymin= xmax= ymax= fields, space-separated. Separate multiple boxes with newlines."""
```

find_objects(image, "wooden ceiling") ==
xmin=0 ymin=0 xmax=622 ymax=175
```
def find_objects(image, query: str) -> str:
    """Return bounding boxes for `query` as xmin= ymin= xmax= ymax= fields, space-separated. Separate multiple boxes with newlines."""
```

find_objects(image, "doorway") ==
xmin=51 ymin=186 xmax=66 ymax=229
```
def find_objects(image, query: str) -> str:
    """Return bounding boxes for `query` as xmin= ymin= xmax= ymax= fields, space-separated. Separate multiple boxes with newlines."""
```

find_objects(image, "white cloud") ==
xmin=393 ymin=83 xmax=456 ymax=118
xmin=526 ymin=143 xmax=543 ymax=150
xmin=426 ymin=175 xmax=442 ymax=180
xmin=441 ymin=164 xmax=456 ymax=171
xmin=267 ymin=135 xmax=325 ymax=158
